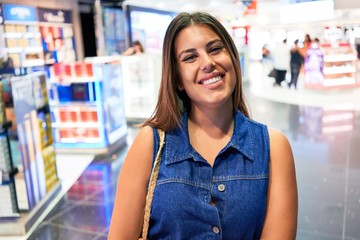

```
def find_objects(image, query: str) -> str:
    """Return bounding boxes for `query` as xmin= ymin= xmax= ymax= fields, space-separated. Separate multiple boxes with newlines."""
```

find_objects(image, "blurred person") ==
xmin=289 ymin=39 xmax=304 ymax=89
xmin=271 ymin=39 xmax=290 ymax=87
xmin=261 ymin=44 xmax=273 ymax=76
xmin=108 ymin=11 xmax=297 ymax=239
xmin=122 ymin=40 xmax=144 ymax=56
xmin=303 ymin=38 xmax=324 ymax=85
xmin=299 ymin=33 xmax=312 ymax=57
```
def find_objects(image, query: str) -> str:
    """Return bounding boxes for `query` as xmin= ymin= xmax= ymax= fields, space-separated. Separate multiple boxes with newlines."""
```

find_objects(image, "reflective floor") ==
xmin=23 ymin=61 xmax=360 ymax=240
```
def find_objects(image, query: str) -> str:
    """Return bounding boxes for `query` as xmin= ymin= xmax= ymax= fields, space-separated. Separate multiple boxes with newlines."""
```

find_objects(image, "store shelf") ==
xmin=3 ymin=32 xmax=41 ymax=39
xmin=323 ymin=66 xmax=356 ymax=75
xmin=304 ymin=42 xmax=359 ymax=90
xmin=49 ymin=60 xmax=128 ymax=151
xmin=0 ymin=182 xmax=62 ymax=236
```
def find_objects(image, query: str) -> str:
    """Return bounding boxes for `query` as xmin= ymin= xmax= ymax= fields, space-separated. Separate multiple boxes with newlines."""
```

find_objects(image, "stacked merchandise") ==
xmin=0 ymin=78 xmax=19 ymax=217
xmin=50 ymin=63 xmax=100 ymax=145
xmin=3 ymin=72 xmax=59 ymax=211
xmin=38 ymin=8 xmax=76 ymax=64
xmin=0 ymin=72 xmax=62 ymax=236
xmin=49 ymin=60 xmax=127 ymax=151
xmin=0 ymin=4 xmax=77 ymax=77
xmin=103 ymin=7 xmax=126 ymax=55
xmin=0 ymin=4 xmax=44 ymax=69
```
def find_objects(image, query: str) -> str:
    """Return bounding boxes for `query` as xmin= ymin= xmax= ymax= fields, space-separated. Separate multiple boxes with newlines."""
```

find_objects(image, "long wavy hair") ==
xmin=142 ymin=12 xmax=249 ymax=131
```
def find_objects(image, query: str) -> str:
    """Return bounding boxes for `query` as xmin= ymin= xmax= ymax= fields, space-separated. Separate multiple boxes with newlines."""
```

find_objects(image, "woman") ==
xmin=108 ymin=12 xmax=297 ymax=239
xmin=122 ymin=40 xmax=144 ymax=56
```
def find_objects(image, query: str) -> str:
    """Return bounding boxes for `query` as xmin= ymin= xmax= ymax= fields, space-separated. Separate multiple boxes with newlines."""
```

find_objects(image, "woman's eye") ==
xmin=181 ymin=55 xmax=196 ymax=62
xmin=210 ymin=46 xmax=224 ymax=54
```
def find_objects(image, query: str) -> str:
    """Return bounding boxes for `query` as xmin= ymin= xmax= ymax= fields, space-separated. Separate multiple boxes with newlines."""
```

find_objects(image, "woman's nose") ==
xmin=201 ymin=55 xmax=215 ymax=72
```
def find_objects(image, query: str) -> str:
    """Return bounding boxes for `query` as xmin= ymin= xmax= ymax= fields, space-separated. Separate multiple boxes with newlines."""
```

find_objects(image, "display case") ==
xmin=0 ymin=78 xmax=19 ymax=218
xmin=103 ymin=7 xmax=126 ymax=55
xmin=0 ymin=4 xmax=44 ymax=69
xmin=304 ymin=42 xmax=359 ymax=89
xmin=38 ymin=8 xmax=76 ymax=65
xmin=49 ymin=59 xmax=127 ymax=152
xmin=0 ymin=72 xmax=61 ymax=236
xmin=121 ymin=54 xmax=161 ymax=122
xmin=8 ymin=72 xmax=59 ymax=210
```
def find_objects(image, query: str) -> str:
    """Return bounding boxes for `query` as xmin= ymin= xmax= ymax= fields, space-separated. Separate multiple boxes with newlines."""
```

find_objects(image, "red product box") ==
xmin=83 ymin=128 xmax=100 ymax=138
xmin=59 ymin=109 xmax=77 ymax=122
xmin=74 ymin=63 xmax=93 ymax=77
xmin=53 ymin=63 xmax=72 ymax=78
xmin=59 ymin=129 xmax=77 ymax=139
xmin=80 ymin=109 xmax=98 ymax=122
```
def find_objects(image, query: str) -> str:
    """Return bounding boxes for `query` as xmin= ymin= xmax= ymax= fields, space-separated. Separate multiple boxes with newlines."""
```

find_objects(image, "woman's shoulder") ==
xmin=268 ymin=127 xmax=291 ymax=146
xmin=267 ymin=127 xmax=293 ymax=162
xmin=127 ymin=126 xmax=154 ymax=160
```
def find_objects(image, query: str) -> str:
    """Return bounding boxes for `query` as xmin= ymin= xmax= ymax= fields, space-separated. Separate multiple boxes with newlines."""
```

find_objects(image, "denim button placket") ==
xmin=217 ymin=184 xmax=225 ymax=192
xmin=212 ymin=226 xmax=220 ymax=234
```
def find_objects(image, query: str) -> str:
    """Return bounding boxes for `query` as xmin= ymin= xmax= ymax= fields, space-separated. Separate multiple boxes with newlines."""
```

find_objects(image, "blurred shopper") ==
xmin=108 ymin=11 xmax=297 ymax=239
xmin=303 ymin=38 xmax=324 ymax=85
xmin=299 ymin=33 xmax=312 ymax=57
xmin=289 ymin=39 xmax=304 ymax=89
xmin=122 ymin=40 xmax=144 ymax=56
xmin=262 ymin=44 xmax=273 ymax=76
xmin=272 ymin=39 xmax=290 ymax=86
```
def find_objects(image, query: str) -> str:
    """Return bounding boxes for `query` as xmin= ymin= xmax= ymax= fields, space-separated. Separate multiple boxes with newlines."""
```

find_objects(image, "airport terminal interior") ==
xmin=0 ymin=0 xmax=359 ymax=239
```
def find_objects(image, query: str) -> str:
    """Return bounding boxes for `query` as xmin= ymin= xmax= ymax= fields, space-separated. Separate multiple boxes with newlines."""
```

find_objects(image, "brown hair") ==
xmin=142 ymin=12 xmax=249 ymax=131
xmin=133 ymin=40 xmax=144 ymax=53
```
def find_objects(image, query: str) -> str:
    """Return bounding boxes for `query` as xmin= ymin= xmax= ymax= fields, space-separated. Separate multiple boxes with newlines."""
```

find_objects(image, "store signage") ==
xmin=2 ymin=4 xmax=37 ymax=22
xmin=38 ymin=8 xmax=72 ymax=24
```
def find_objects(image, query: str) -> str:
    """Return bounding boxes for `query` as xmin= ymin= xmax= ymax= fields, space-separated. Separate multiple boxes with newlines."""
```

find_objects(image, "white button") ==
xmin=212 ymin=226 xmax=220 ymax=234
xmin=218 ymin=184 xmax=226 ymax=192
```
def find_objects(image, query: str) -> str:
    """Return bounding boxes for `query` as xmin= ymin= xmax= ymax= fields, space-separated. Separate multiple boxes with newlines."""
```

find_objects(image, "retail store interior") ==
xmin=0 ymin=0 xmax=359 ymax=239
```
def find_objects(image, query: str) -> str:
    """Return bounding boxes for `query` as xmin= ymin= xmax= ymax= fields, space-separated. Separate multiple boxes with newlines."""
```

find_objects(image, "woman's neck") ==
xmin=188 ymin=102 xmax=234 ymax=137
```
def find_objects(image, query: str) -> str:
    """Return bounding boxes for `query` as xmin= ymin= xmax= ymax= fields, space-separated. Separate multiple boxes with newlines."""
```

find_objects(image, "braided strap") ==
xmin=141 ymin=129 xmax=165 ymax=239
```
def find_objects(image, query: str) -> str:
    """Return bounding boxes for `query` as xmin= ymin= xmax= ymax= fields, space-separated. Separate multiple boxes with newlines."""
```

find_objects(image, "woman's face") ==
xmin=175 ymin=24 xmax=236 ymax=111
xmin=134 ymin=44 xmax=142 ymax=53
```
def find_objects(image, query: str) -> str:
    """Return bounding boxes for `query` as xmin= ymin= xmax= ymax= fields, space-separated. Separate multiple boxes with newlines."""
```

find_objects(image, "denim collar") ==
xmin=164 ymin=111 xmax=256 ymax=165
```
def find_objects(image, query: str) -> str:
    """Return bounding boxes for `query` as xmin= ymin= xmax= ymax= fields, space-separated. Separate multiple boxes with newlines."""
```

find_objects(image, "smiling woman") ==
xmin=108 ymin=11 xmax=298 ymax=240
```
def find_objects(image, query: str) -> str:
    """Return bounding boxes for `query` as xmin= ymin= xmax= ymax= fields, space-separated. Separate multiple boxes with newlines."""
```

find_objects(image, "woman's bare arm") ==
xmin=261 ymin=128 xmax=298 ymax=240
xmin=108 ymin=126 xmax=154 ymax=240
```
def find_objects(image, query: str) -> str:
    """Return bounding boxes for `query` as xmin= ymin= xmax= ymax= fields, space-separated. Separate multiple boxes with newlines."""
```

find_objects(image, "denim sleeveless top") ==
xmin=149 ymin=110 xmax=270 ymax=239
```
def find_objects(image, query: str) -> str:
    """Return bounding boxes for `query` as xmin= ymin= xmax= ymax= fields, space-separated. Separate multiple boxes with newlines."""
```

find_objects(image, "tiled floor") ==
xmin=4 ymin=61 xmax=360 ymax=240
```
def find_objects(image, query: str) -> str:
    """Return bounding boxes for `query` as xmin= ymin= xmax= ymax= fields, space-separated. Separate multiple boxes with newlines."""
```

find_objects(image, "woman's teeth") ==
xmin=202 ymin=76 xmax=222 ymax=85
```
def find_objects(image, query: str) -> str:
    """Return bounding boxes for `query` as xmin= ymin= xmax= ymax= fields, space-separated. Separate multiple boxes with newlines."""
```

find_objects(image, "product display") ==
xmin=38 ymin=8 xmax=76 ymax=64
xmin=121 ymin=54 xmax=161 ymax=122
xmin=304 ymin=42 xmax=359 ymax=89
xmin=49 ymin=59 xmax=127 ymax=151
xmin=9 ymin=72 xmax=59 ymax=210
xmin=0 ymin=71 xmax=61 ymax=235
xmin=0 ymin=76 xmax=19 ymax=218
xmin=1 ymin=4 xmax=44 ymax=69
xmin=103 ymin=7 xmax=126 ymax=55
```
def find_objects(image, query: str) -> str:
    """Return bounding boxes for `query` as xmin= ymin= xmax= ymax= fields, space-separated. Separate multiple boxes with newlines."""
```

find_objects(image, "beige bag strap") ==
xmin=141 ymin=129 xmax=165 ymax=239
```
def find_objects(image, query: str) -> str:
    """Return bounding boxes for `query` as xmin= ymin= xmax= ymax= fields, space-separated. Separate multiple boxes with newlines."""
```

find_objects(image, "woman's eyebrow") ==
xmin=178 ymin=48 xmax=196 ymax=59
xmin=178 ymin=39 xmax=222 ymax=59
xmin=206 ymin=39 xmax=222 ymax=47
